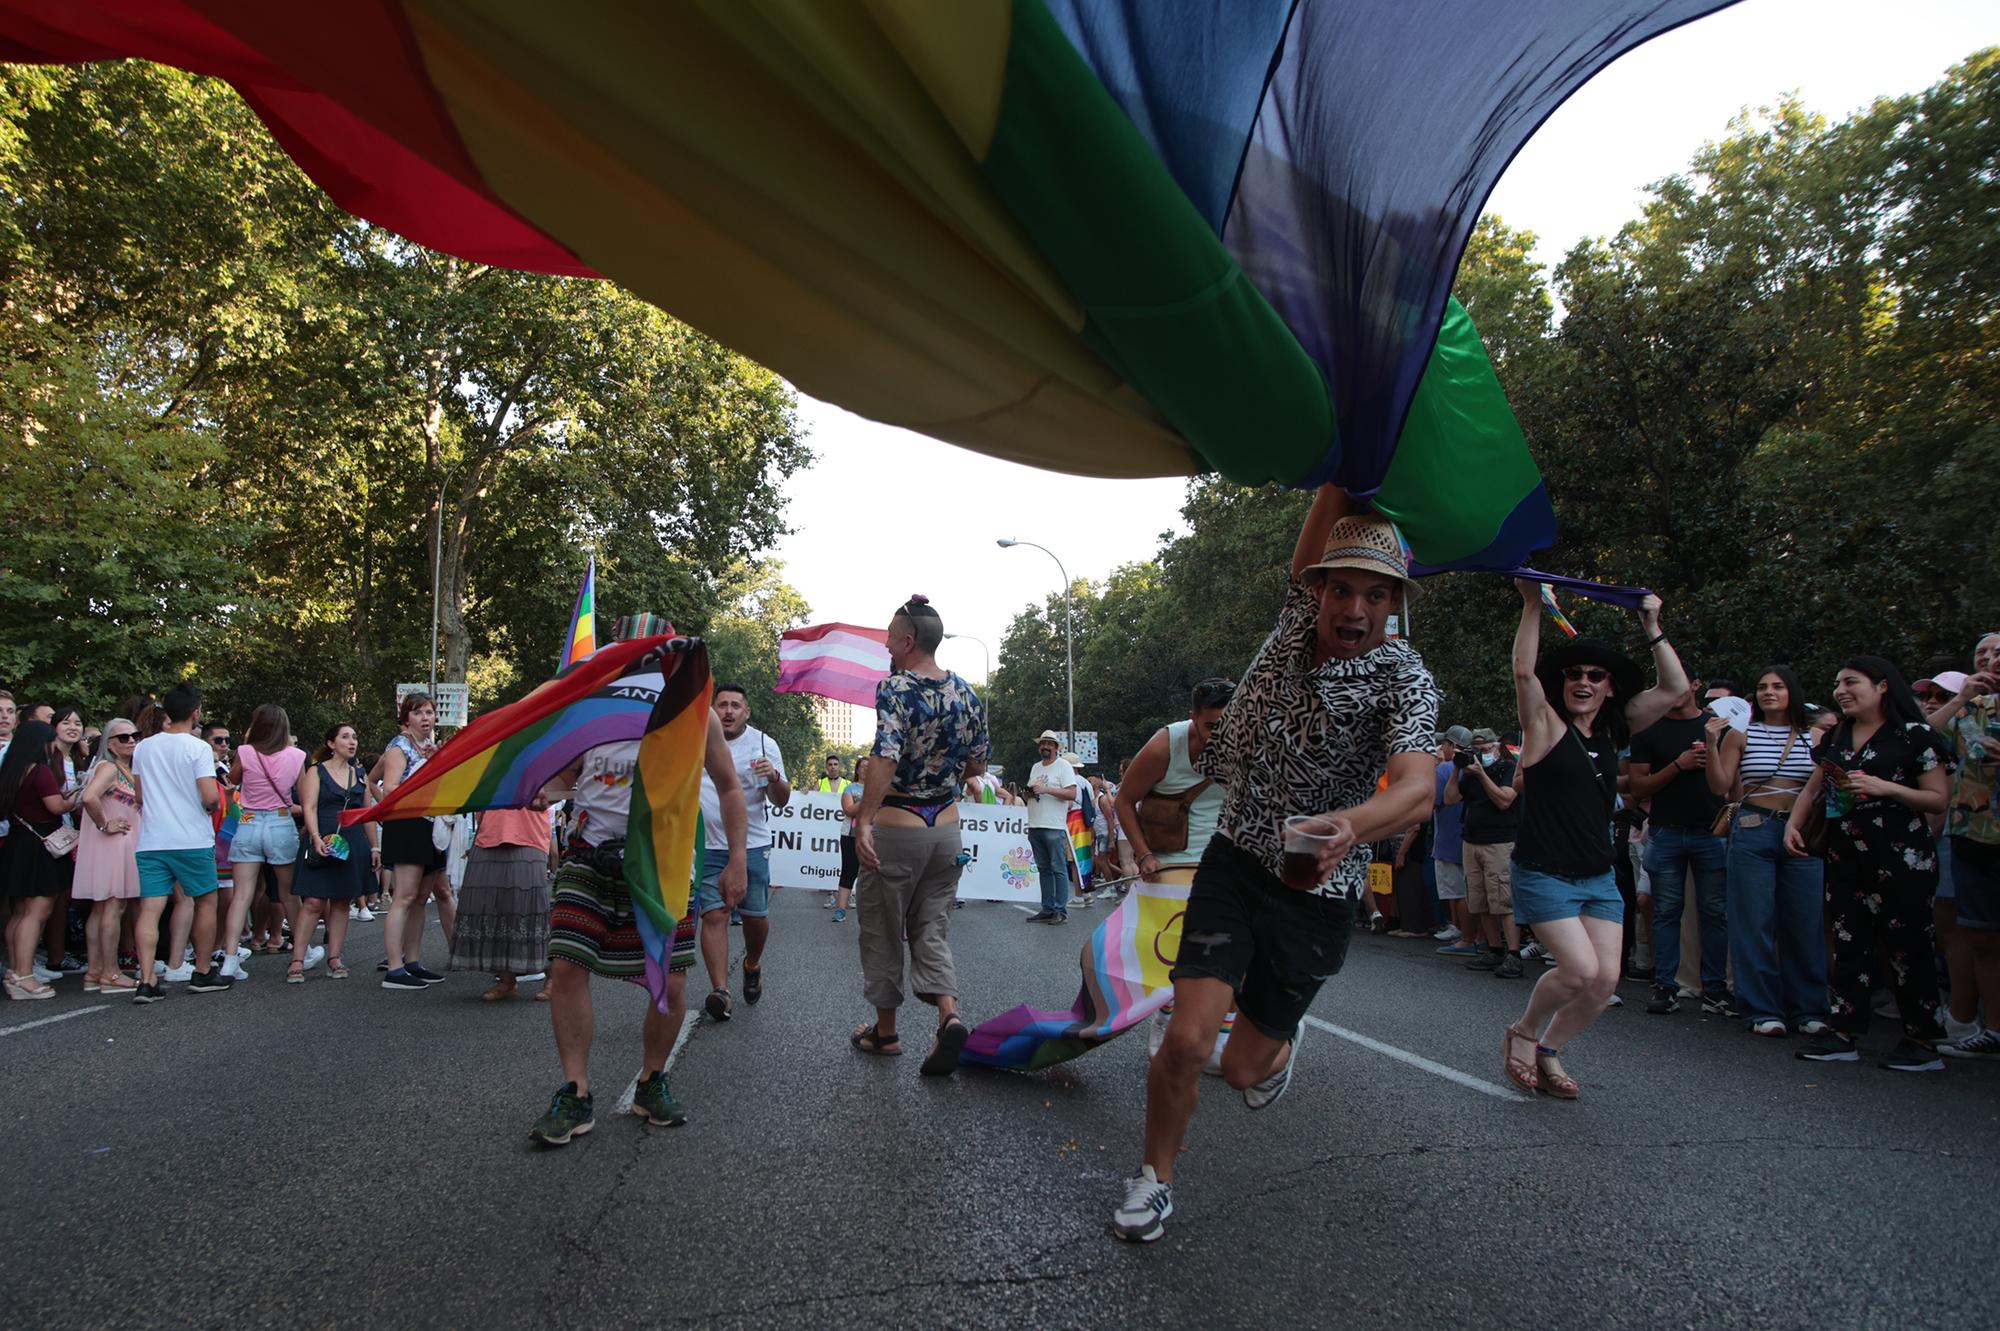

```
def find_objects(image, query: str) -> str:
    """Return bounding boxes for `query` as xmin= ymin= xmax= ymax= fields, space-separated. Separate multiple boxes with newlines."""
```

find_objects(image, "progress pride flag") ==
xmin=775 ymin=623 xmax=890 ymax=709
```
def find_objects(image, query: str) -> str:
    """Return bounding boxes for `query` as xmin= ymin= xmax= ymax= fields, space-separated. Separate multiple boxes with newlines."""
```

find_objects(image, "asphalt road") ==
xmin=6 ymin=888 xmax=1995 ymax=1331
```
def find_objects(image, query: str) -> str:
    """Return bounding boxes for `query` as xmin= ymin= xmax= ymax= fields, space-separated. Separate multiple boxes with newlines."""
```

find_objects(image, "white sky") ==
xmin=770 ymin=0 xmax=1997 ymax=701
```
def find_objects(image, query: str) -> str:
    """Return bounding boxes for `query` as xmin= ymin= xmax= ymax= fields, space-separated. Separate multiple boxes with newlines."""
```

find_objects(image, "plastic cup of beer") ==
xmin=1281 ymin=815 xmax=1339 ymax=890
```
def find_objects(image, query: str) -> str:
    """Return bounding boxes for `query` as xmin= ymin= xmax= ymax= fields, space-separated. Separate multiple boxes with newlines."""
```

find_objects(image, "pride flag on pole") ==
xmin=775 ymin=622 xmax=889 ymax=709
xmin=963 ymin=878 xmax=1193 ymax=1071
xmin=560 ymin=557 xmax=597 ymax=672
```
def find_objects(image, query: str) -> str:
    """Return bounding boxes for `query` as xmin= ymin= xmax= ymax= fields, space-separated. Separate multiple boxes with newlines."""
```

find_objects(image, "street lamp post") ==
xmin=429 ymin=459 xmax=466 ymax=700
xmin=942 ymin=632 xmax=991 ymax=684
xmin=995 ymin=538 xmax=1074 ymax=745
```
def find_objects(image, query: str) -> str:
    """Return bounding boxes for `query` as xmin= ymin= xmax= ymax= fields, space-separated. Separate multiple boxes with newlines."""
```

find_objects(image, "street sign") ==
xmin=397 ymin=682 xmax=469 ymax=728
xmin=1066 ymin=731 xmax=1099 ymax=764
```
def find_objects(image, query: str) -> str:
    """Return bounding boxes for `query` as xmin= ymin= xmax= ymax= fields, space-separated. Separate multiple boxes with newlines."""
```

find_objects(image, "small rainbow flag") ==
xmin=342 ymin=631 xmax=678 ymax=826
xmin=964 ymin=877 xmax=1193 ymax=1071
xmin=620 ymin=643 xmax=712 ymax=1010
xmin=1540 ymin=582 xmax=1580 ymax=639
xmin=1067 ymin=803 xmax=1094 ymax=890
xmin=559 ymin=556 xmax=597 ymax=673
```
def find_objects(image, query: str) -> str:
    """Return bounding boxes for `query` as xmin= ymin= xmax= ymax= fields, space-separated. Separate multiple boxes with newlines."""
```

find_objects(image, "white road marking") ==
xmin=1012 ymin=904 xmax=1040 ymax=915
xmin=1302 ymin=1015 xmax=1528 ymax=1102
xmin=0 ymin=1004 xmax=111 ymax=1038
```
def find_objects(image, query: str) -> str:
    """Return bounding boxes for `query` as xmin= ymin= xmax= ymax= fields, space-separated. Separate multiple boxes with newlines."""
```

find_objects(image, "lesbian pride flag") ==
xmin=775 ymin=623 xmax=890 ymax=709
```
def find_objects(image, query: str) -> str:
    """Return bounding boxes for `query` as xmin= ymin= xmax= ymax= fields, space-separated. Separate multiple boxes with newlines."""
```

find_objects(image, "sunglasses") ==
xmin=209 ymin=735 xmax=231 ymax=746
xmin=1561 ymin=667 xmax=1611 ymax=683
xmin=109 ymin=733 xmax=137 ymax=743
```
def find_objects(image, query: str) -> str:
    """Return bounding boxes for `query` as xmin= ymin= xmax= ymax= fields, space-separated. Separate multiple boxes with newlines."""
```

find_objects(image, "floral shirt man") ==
xmin=872 ymin=670 xmax=989 ymax=801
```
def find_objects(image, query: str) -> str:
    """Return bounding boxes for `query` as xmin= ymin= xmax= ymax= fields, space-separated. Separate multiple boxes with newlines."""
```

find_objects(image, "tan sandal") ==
xmin=1503 ymin=1024 xmax=1540 ymax=1092
xmin=1534 ymin=1049 xmax=1580 ymax=1100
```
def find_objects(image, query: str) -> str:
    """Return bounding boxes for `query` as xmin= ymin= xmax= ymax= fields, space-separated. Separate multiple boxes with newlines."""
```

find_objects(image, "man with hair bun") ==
xmin=848 ymin=595 xmax=990 ymax=1077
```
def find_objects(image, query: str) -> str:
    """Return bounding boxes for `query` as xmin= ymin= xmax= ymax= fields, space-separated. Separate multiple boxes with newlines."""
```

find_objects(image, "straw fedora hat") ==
xmin=1305 ymin=514 xmax=1419 ymax=597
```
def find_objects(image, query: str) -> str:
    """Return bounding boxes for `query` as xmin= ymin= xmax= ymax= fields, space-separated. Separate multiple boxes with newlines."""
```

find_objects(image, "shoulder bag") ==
xmin=1135 ymin=779 xmax=1211 ymax=856
xmin=1708 ymin=727 xmax=1803 ymax=837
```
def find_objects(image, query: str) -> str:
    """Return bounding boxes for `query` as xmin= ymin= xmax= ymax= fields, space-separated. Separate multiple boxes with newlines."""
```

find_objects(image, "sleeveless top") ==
xmin=1513 ymin=723 xmax=1620 ymax=879
xmin=1738 ymin=722 xmax=1813 ymax=785
xmin=1156 ymin=719 xmax=1227 ymax=868
xmin=311 ymin=760 xmax=366 ymax=835
xmin=387 ymin=733 xmax=429 ymax=781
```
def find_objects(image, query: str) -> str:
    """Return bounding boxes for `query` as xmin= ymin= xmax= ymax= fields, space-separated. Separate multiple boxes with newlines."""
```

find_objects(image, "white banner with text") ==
xmin=764 ymin=791 xmax=1050 ymax=903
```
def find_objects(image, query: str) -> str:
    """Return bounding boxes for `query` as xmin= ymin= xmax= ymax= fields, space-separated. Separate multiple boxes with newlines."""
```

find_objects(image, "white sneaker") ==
xmin=31 ymin=963 xmax=62 ymax=983
xmin=1112 ymin=1166 xmax=1174 ymax=1243
xmin=1676 ymin=986 xmax=1700 ymax=1000
xmin=235 ymin=945 xmax=252 ymax=962
xmin=220 ymin=956 xmax=249 ymax=980
xmin=518 ymin=971 xmax=547 ymax=983
xmin=1432 ymin=925 xmax=1461 ymax=942
xmin=303 ymin=944 xmax=326 ymax=970
xmin=356 ymin=908 xmax=376 ymax=922
xmin=348 ymin=904 xmax=361 ymax=920
xmin=1605 ymin=993 xmax=1624 ymax=1007
xmin=1521 ymin=942 xmax=1548 ymax=963
xmin=1943 ymin=1013 xmax=1981 ymax=1043
xmin=1243 ymin=1024 xmax=1302 ymax=1111
xmin=160 ymin=964 xmax=195 ymax=984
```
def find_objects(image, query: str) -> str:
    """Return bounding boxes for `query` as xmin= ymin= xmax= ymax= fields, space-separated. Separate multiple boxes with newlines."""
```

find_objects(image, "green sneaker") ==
xmin=630 ymin=1071 xmax=688 ymax=1127
xmin=529 ymin=1082 xmax=595 ymax=1146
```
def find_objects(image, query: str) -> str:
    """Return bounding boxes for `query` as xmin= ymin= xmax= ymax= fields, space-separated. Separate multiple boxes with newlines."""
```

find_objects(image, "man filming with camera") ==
xmin=1446 ymin=727 xmax=1524 ymax=977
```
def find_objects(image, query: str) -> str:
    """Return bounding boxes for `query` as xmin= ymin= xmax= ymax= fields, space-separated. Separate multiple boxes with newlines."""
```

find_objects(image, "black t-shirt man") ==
xmin=1458 ymin=755 xmax=1520 ymax=844
xmin=1628 ymin=714 xmax=1723 ymax=829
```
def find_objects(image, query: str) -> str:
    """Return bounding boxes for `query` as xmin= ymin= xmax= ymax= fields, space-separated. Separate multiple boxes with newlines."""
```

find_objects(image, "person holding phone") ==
xmin=1627 ymin=673 xmax=1732 ymax=1017
xmin=1786 ymin=657 xmax=1952 ymax=1072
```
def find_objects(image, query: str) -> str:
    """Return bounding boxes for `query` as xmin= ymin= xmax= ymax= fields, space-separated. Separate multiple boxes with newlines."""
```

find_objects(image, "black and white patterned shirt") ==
xmin=1198 ymin=576 xmax=1439 ymax=899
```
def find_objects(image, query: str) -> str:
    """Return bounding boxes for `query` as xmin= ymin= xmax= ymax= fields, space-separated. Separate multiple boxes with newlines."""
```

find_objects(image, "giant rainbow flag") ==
xmin=1 ymin=1 xmax=1740 ymax=575
xmin=963 ymin=877 xmax=1192 ymax=1071
xmin=618 ymin=642 xmax=712 ymax=1011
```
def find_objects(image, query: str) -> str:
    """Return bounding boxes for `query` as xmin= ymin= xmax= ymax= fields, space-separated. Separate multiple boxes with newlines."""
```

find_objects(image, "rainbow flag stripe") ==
xmin=621 ymin=643 xmax=713 ymax=1010
xmin=341 ymin=633 xmax=677 ymax=827
xmin=560 ymin=557 xmax=597 ymax=673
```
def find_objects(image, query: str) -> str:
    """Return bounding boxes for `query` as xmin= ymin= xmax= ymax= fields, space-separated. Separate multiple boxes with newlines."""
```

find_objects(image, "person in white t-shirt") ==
xmin=130 ymin=684 xmax=231 ymax=1003
xmin=694 ymin=684 xmax=789 ymax=1021
xmin=1024 ymin=730 xmax=1078 ymax=923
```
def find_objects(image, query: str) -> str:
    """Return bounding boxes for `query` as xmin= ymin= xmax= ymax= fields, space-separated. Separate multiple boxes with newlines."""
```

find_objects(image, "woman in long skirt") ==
xmin=448 ymin=806 xmax=554 ymax=1000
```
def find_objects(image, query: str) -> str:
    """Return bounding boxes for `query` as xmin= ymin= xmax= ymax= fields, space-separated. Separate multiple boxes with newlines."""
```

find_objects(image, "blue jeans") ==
xmin=1028 ymin=828 xmax=1071 ymax=915
xmin=1645 ymin=823 xmax=1729 ymax=992
xmin=1724 ymin=807 xmax=1827 ymax=1026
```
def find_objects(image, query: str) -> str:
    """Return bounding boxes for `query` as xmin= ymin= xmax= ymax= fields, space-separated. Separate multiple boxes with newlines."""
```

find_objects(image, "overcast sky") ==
xmin=770 ymin=0 xmax=1995 ymax=699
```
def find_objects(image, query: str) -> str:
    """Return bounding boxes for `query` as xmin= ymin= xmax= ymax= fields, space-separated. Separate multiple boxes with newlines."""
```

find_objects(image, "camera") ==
xmin=1451 ymin=749 xmax=1475 ymax=769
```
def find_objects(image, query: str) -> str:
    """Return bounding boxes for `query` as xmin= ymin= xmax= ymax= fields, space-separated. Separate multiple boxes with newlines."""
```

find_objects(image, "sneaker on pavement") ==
xmin=220 ymin=955 xmax=249 ymax=980
xmin=54 ymin=955 xmax=87 ymax=975
xmin=130 ymin=983 xmax=166 ymax=1005
xmin=1796 ymin=1036 xmax=1860 ymax=1063
xmin=1702 ymin=991 xmax=1742 ymax=1019
xmin=1023 ymin=910 xmax=1056 ymax=924
xmin=356 ymin=907 xmax=376 ymax=922
xmin=1797 ymin=1019 xmax=1832 ymax=1037
xmin=31 ymin=962 xmax=62 ymax=983
xmin=1676 ymin=986 xmax=1700 ymax=1000
xmin=348 ymin=904 xmax=361 ymax=920
xmin=1435 ymin=943 xmax=1483 ymax=957
xmin=631 ymin=1072 xmax=688 ymax=1126
xmin=1464 ymin=950 xmax=1502 ymax=971
xmin=1645 ymin=985 xmax=1679 ymax=1015
xmin=1879 ymin=1039 xmax=1944 ymax=1073
xmin=1751 ymin=1019 xmax=1787 ymax=1037
xmin=529 ymin=1082 xmax=596 ymax=1145
xmin=160 ymin=963 xmax=195 ymax=984
xmin=1433 ymin=925 xmax=1461 ymax=943
xmin=187 ymin=970 xmax=234 ymax=994
xmin=1939 ymin=1028 xmax=2000 ymax=1060
xmin=743 ymin=965 xmax=763 ymax=1006
xmin=1112 ymin=1166 xmax=1174 ymax=1243
xmin=1494 ymin=954 xmax=1524 ymax=979
xmin=831 ymin=908 xmax=847 ymax=923
xmin=1052 ymin=912 xmax=1068 ymax=925
xmin=704 ymin=988 xmax=733 ymax=1021
xmin=303 ymin=944 xmax=326 ymax=970
xmin=406 ymin=962 xmax=447 ymax=985
xmin=1520 ymin=942 xmax=1547 ymax=963
xmin=1605 ymin=993 xmax=1624 ymax=1007
xmin=1244 ymin=1026 xmax=1302 ymax=1111
xmin=380 ymin=968 xmax=427 ymax=991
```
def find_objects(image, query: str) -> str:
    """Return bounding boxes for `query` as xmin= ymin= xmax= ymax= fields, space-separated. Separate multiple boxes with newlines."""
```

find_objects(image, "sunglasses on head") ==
xmin=1562 ymin=666 xmax=1610 ymax=683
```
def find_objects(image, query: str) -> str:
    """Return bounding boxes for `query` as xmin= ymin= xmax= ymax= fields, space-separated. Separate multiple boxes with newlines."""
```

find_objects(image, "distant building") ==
xmin=810 ymin=694 xmax=872 ymax=751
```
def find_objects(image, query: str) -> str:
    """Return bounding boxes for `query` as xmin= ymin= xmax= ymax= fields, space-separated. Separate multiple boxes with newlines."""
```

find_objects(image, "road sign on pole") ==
xmin=397 ymin=682 xmax=469 ymax=728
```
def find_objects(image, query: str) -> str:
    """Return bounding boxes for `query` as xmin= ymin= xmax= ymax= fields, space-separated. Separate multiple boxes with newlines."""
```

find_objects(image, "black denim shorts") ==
xmin=1172 ymin=835 xmax=1355 ymax=1040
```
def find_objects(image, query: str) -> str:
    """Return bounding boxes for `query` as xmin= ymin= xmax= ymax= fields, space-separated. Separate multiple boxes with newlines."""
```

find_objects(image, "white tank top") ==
xmin=1154 ymin=720 xmax=1226 ymax=867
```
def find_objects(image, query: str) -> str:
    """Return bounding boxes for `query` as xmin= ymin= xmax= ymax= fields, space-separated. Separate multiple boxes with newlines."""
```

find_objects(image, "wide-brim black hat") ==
xmin=1536 ymin=638 xmax=1643 ymax=712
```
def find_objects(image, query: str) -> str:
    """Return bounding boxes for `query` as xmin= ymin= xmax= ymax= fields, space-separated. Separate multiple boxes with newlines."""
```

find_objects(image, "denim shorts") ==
xmin=695 ymin=846 xmax=771 ymax=918
xmin=228 ymin=812 xmax=299 ymax=865
xmin=1511 ymin=862 xmax=1623 ymax=926
xmin=138 ymin=847 xmax=223 ymax=899
xmin=1953 ymin=836 xmax=2000 ymax=930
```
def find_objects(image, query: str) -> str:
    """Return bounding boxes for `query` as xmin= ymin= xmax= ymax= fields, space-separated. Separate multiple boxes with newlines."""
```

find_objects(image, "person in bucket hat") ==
xmin=1114 ymin=487 xmax=1439 ymax=1244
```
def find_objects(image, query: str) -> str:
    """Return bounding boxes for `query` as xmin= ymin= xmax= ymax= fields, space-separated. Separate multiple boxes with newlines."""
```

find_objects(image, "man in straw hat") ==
xmin=1023 ymin=729 xmax=1079 ymax=923
xmin=1114 ymin=487 xmax=1439 ymax=1243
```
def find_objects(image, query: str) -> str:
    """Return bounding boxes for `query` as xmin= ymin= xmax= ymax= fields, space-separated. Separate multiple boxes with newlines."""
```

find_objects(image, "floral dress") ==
xmin=1813 ymin=720 xmax=1948 ymax=1041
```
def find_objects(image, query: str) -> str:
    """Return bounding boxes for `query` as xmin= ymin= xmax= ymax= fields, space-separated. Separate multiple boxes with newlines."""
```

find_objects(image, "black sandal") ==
xmin=850 ymin=1022 xmax=903 ymax=1056
xmin=921 ymin=1016 xmax=969 ymax=1077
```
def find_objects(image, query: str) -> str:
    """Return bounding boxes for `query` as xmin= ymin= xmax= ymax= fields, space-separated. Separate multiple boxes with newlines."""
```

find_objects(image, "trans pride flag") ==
xmin=775 ymin=623 xmax=889 ymax=709
xmin=963 ymin=877 xmax=1193 ymax=1072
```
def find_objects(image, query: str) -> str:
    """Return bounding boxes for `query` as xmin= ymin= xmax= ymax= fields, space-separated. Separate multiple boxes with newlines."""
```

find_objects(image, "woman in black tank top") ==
xmin=1499 ymin=579 xmax=1689 ymax=1098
